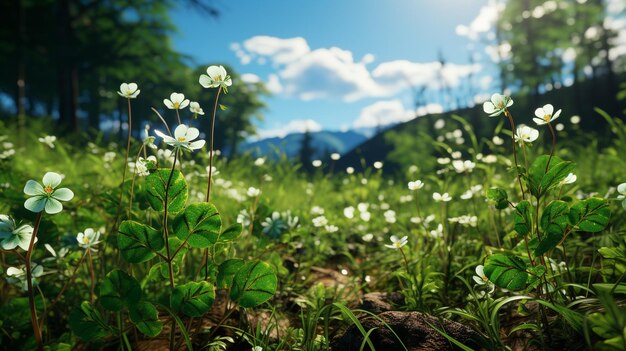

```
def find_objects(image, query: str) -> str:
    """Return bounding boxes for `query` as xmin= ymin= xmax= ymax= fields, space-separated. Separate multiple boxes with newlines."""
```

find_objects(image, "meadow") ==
xmin=0 ymin=71 xmax=625 ymax=351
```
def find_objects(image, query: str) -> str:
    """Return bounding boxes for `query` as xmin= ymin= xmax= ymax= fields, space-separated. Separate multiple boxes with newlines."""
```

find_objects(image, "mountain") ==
xmin=240 ymin=130 xmax=368 ymax=160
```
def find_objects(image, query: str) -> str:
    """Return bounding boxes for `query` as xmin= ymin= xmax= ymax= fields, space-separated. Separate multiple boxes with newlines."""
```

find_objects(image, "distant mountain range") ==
xmin=240 ymin=130 xmax=368 ymax=160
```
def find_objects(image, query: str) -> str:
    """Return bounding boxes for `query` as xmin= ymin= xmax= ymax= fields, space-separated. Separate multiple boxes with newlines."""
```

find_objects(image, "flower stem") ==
xmin=205 ymin=86 xmax=222 ymax=202
xmin=505 ymin=110 xmax=526 ymax=199
xmin=175 ymin=109 xmax=181 ymax=125
xmin=87 ymin=249 xmax=96 ymax=303
xmin=26 ymin=212 xmax=44 ymax=351
xmin=163 ymin=150 xmax=179 ymax=289
xmin=545 ymin=122 xmax=557 ymax=173
xmin=114 ymin=98 xmax=133 ymax=227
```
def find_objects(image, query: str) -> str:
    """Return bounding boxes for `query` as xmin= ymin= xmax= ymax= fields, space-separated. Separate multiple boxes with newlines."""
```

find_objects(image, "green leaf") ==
xmin=69 ymin=301 xmax=113 ymax=341
xmin=568 ymin=198 xmax=610 ymax=232
xmin=217 ymin=259 xmax=244 ymax=289
xmin=170 ymin=281 xmax=215 ymax=317
xmin=145 ymin=169 xmax=188 ymax=213
xmin=230 ymin=260 xmax=278 ymax=307
xmin=536 ymin=200 xmax=568 ymax=255
xmin=173 ymin=203 xmax=221 ymax=248
xmin=219 ymin=104 xmax=228 ymax=110
xmin=527 ymin=155 xmax=576 ymax=198
xmin=486 ymin=187 xmax=509 ymax=210
xmin=129 ymin=301 xmax=163 ymax=337
xmin=118 ymin=220 xmax=164 ymax=263
xmin=484 ymin=254 xmax=528 ymax=290
xmin=219 ymin=223 xmax=243 ymax=242
xmin=526 ymin=265 xmax=546 ymax=291
xmin=514 ymin=200 xmax=532 ymax=236
xmin=99 ymin=269 xmax=142 ymax=311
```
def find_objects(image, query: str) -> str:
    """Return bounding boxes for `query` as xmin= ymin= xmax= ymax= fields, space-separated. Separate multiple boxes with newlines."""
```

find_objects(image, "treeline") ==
xmin=0 ymin=0 xmax=267 ymax=154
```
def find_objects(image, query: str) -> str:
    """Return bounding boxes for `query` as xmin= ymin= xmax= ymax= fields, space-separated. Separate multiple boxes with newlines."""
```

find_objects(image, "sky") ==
xmin=167 ymin=0 xmax=581 ymax=139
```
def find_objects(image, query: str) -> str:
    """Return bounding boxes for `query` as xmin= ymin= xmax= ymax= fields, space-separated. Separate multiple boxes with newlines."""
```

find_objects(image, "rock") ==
xmin=352 ymin=292 xmax=405 ymax=314
xmin=332 ymin=311 xmax=481 ymax=351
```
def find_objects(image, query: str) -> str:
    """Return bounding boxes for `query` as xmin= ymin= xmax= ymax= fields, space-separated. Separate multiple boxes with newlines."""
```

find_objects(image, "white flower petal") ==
xmin=189 ymin=140 xmax=205 ymax=150
xmin=6 ymin=267 xmax=21 ymax=276
xmin=552 ymin=109 xmax=562 ymax=121
xmin=186 ymin=127 xmax=200 ymax=141
xmin=163 ymin=99 xmax=174 ymax=109
xmin=199 ymin=74 xmax=212 ymax=88
xmin=483 ymin=102 xmax=496 ymax=114
xmin=179 ymin=99 xmax=189 ymax=109
xmin=43 ymin=172 xmax=62 ymax=188
xmin=533 ymin=117 xmax=546 ymax=125
xmin=53 ymin=188 xmax=74 ymax=201
xmin=534 ymin=107 xmax=544 ymax=118
xmin=24 ymin=196 xmax=47 ymax=213
xmin=543 ymin=104 xmax=554 ymax=116
xmin=617 ymin=183 xmax=626 ymax=194
xmin=24 ymin=180 xmax=45 ymax=196
xmin=174 ymin=124 xmax=189 ymax=139
xmin=44 ymin=198 xmax=63 ymax=214
xmin=128 ymin=83 xmax=138 ymax=93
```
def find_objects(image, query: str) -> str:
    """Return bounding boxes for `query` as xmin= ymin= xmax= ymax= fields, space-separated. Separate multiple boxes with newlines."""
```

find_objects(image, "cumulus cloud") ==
xmin=455 ymin=1 xmax=501 ymax=41
xmin=353 ymin=100 xmax=414 ymax=129
xmin=232 ymin=36 xmax=479 ymax=102
xmin=256 ymin=119 xmax=322 ymax=139
xmin=240 ymin=73 xmax=261 ymax=84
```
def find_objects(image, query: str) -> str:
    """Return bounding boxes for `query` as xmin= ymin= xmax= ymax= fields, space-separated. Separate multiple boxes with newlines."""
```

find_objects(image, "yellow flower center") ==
xmin=174 ymin=102 xmax=180 ymax=109
xmin=482 ymin=275 xmax=489 ymax=282
xmin=543 ymin=114 xmax=551 ymax=122
xmin=83 ymin=237 xmax=90 ymax=244
xmin=177 ymin=137 xmax=186 ymax=142
xmin=214 ymin=75 xmax=222 ymax=81
xmin=44 ymin=185 xmax=54 ymax=194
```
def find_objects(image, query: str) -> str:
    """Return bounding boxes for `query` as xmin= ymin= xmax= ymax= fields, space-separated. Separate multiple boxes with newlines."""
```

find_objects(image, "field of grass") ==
xmin=1 ymin=93 xmax=626 ymax=351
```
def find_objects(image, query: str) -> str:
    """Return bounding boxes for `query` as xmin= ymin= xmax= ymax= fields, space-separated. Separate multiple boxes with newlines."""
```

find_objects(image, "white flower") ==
xmin=408 ymin=180 xmax=424 ymax=191
xmin=6 ymin=264 xmax=44 ymax=291
xmin=330 ymin=153 xmax=341 ymax=160
xmin=252 ymin=347 xmax=263 ymax=351
xmin=0 ymin=215 xmax=35 ymax=251
xmin=533 ymin=104 xmax=562 ymax=125
xmin=346 ymin=167 xmax=354 ymax=174
xmin=343 ymin=206 xmax=355 ymax=219
xmin=473 ymin=265 xmax=495 ymax=295
xmin=482 ymin=155 xmax=498 ymax=164
xmin=117 ymin=82 xmax=140 ymax=99
xmin=310 ymin=206 xmax=325 ymax=215
xmin=76 ymin=228 xmax=101 ymax=251
xmin=237 ymin=209 xmax=251 ymax=226
xmin=483 ymin=93 xmax=513 ymax=117
xmin=617 ymin=183 xmax=626 ymax=200
xmin=38 ymin=135 xmax=57 ymax=148
xmin=163 ymin=92 xmax=190 ymax=110
xmin=460 ymin=185 xmax=483 ymax=200
xmin=189 ymin=101 xmax=205 ymax=115
xmin=384 ymin=235 xmax=408 ymax=249
xmin=434 ymin=119 xmax=445 ymax=129
xmin=254 ymin=157 xmax=266 ymax=166
xmin=247 ymin=187 xmax=261 ymax=197
xmin=384 ymin=210 xmax=397 ymax=223
xmin=373 ymin=161 xmax=383 ymax=169
xmin=199 ymin=65 xmax=232 ymax=91
xmin=429 ymin=224 xmax=443 ymax=239
xmin=103 ymin=151 xmax=116 ymax=163
xmin=433 ymin=192 xmax=452 ymax=202
xmin=130 ymin=156 xmax=157 ymax=177
xmin=492 ymin=136 xmax=504 ymax=145
xmin=312 ymin=215 xmax=328 ymax=227
xmin=561 ymin=173 xmax=577 ymax=185
xmin=362 ymin=233 xmax=374 ymax=242
xmin=157 ymin=149 xmax=175 ymax=165
xmin=325 ymin=225 xmax=339 ymax=233
xmin=452 ymin=160 xmax=476 ymax=173
xmin=312 ymin=160 xmax=322 ymax=168
xmin=360 ymin=211 xmax=371 ymax=222
xmin=514 ymin=125 xmax=539 ymax=145
xmin=155 ymin=124 xmax=205 ymax=151
xmin=570 ymin=115 xmax=581 ymax=124
xmin=24 ymin=172 xmax=74 ymax=214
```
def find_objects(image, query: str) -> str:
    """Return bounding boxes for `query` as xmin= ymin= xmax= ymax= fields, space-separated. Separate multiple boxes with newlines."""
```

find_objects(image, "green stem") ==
xmin=205 ymin=86 xmax=222 ymax=202
xmin=505 ymin=110 xmax=526 ymax=199
xmin=26 ymin=212 xmax=44 ymax=351
xmin=545 ymin=122 xmax=557 ymax=172
xmin=87 ymin=249 xmax=96 ymax=303
xmin=115 ymin=98 xmax=133 ymax=228
xmin=163 ymin=150 xmax=179 ymax=289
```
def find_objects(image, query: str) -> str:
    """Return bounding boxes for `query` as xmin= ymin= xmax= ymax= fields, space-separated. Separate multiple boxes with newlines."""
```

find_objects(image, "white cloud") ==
xmin=240 ymin=73 xmax=261 ymax=84
xmin=353 ymin=100 xmax=414 ymax=129
xmin=455 ymin=1 xmax=502 ymax=41
xmin=232 ymin=36 xmax=480 ymax=102
xmin=242 ymin=36 xmax=310 ymax=65
xmin=266 ymin=74 xmax=283 ymax=94
xmin=256 ymin=119 xmax=322 ymax=139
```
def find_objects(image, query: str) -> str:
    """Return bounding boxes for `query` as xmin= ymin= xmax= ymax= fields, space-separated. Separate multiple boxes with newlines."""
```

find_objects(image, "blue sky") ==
xmin=170 ymin=0 xmax=498 ymax=139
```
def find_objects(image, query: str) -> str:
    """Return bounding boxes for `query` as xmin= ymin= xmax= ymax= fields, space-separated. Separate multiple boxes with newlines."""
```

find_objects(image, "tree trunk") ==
xmin=56 ymin=0 xmax=79 ymax=132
